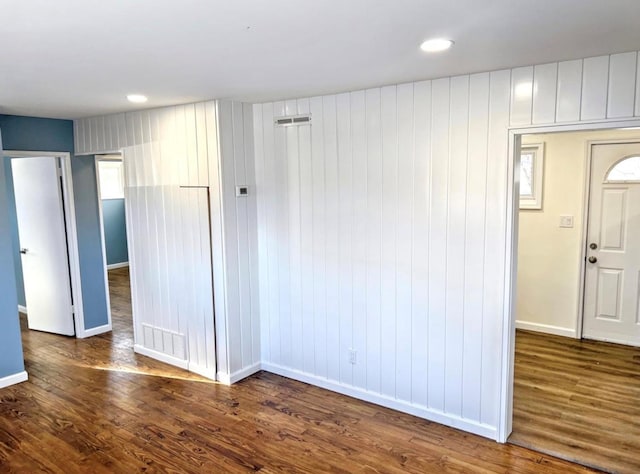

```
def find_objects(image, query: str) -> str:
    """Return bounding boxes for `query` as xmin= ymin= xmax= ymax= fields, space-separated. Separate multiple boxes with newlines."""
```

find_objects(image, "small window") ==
xmin=98 ymin=160 xmax=125 ymax=199
xmin=605 ymin=156 xmax=640 ymax=183
xmin=519 ymin=143 xmax=544 ymax=210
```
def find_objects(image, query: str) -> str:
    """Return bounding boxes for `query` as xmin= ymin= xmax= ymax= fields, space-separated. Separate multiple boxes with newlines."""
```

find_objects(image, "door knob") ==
xmin=588 ymin=256 xmax=597 ymax=264
xmin=20 ymin=248 xmax=29 ymax=254
xmin=589 ymin=243 xmax=598 ymax=250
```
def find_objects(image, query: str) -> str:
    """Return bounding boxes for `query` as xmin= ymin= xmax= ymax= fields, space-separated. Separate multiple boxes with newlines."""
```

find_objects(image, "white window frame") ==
xmin=519 ymin=142 xmax=544 ymax=210
xmin=97 ymin=158 xmax=125 ymax=200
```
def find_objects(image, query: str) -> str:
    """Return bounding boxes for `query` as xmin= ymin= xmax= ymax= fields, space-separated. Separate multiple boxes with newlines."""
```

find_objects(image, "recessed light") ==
xmin=420 ymin=38 xmax=454 ymax=53
xmin=127 ymin=94 xmax=148 ymax=104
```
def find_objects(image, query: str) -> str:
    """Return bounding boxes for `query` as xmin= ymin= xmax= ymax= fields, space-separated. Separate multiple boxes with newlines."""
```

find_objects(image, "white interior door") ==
xmin=583 ymin=142 xmax=640 ymax=346
xmin=12 ymin=157 xmax=75 ymax=336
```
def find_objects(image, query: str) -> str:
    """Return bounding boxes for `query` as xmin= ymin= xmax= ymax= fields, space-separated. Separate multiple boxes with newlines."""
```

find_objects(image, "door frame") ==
xmin=93 ymin=155 xmax=124 ymax=335
xmin=2 ymin=150 xmax=86 ymax=337
xmin=499 ymin=118 xmax=640 ymax=443
xmin=95 ymin=153 xmax=129 ymax=270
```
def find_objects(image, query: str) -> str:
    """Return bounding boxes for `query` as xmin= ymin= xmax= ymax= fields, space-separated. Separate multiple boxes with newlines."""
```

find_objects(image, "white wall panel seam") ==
xmin=634 ymin=52 xmax=639 ymax=117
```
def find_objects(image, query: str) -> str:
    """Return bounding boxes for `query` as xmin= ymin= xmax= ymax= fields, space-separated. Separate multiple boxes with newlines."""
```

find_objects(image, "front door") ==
xmin=12 ymin=157 xmax=75 ymax=336
xmin=583 ymin=142 xmax=640 ymax=346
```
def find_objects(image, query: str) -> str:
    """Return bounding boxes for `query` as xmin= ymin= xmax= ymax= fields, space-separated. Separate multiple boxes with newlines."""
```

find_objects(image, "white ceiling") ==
xmin=2 ymin=0 xmax=640 ymax=119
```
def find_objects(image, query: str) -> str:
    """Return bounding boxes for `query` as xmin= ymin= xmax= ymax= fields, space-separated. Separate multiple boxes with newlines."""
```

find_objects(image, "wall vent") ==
xmin=275 ymin=114 xmax=311 ymax=127
xmin=142 ymin=323 xmax=187 ymax=360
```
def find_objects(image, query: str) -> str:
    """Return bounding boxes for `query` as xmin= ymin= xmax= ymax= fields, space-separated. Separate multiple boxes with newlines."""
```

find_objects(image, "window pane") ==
xmin=98 ymin=161 xmax=124 ymax=199
xmin=606 ymin=156 xmax=640 ymax=181
xmin=520 ymin=152 xmax=534 ymax=197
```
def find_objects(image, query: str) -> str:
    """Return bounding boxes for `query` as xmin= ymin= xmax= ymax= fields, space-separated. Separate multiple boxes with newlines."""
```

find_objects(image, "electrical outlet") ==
xmin=348 ymin=349 xmax=357 ymax=365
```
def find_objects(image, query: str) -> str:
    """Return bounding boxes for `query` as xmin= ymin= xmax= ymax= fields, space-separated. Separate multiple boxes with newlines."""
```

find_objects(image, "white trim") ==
xmin=18 ymin=305 xmax=27 ymax=314
xmin=500 ymin=118 xmax=640 ymax=443
xmin=94 ymin=156 xmax=114 ymax=336
xmin=134 ymin=344 xmax=189 ymax=370
xmin=515 ymin=321 xmax=577 ymax=338
xmin=2 ymin=150 xmax=85 ymax=338
xmin=262 ymin=362 xmax=497 ymax=440
xmin=216 ymin=362 xmax=262 ymax=385
xmin=107 ymin=262 xmax=129 ymax=270
xmin=120 ymin=149 xmax=141 ymax=347
xmin=212 ymin=101 xmax=231 ymax=378
xmin=75 ymin=149 xmax=122 ymax=157
xmin=80 ymin=323 xmax=112 ymax=338
xmin=0 ymin=371 xmax=28 ymax=389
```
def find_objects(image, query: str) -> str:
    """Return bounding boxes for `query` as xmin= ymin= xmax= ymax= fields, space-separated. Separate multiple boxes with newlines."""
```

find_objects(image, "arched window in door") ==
xmin=605 ymin=155 xmax=640 ymax=183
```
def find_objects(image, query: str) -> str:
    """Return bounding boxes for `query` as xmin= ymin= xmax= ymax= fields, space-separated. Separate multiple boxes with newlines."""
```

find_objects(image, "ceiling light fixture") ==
xmin=420 ymin=38 xmax=454 ymax=53
xmin=127 ymin=94 xmax=148 ymax=104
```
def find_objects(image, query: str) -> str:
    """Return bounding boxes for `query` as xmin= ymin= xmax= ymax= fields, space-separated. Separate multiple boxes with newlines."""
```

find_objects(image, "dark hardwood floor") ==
xmin=510 ymin=330 xmax=640 ymax=474
xmin=0 ymin=269 xmax=598 ymax=473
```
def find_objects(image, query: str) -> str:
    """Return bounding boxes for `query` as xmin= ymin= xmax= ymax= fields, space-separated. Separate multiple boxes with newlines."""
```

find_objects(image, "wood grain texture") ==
xmin=510 ymin=330 xmax=640 ymax=474
xmin=0 ymin=269 xmax=597 ymax=473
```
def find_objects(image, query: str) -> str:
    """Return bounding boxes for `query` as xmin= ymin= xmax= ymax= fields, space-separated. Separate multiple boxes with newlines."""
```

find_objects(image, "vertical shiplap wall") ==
xmin=253 ymin=50 xmax=640 ymax=439
xmin=74 ymin=100 xmax=261 ymax=382
xmin=217 ymin=101 xmax=261 ymax=379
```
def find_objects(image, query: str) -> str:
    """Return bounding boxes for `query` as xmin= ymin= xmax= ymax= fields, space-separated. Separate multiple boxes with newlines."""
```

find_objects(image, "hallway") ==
xmin=510 ymin=330 xmax=640 ymax=473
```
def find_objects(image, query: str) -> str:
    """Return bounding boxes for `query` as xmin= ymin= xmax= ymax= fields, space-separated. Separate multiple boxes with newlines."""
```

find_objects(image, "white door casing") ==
xmin=11 ymin=157 xmax=75 ymax=336
xmin=583 ymin=142 xmax=640 ymax=346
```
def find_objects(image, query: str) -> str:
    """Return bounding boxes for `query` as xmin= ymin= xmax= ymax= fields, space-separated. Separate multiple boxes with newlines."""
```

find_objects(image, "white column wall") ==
xmin=74 ymin=100 xmax=261 ymax=383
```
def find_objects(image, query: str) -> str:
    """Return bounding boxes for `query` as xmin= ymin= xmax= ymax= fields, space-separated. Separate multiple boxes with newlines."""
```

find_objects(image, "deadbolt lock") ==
xmin=589 ymin=243 xmax=598 ymax=250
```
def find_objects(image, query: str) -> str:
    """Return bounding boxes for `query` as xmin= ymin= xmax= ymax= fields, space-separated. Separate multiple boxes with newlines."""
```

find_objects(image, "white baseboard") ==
xmin=0 ymin=371 xmax=28 ymax=389
xmin=134 ymin=344 xmax=189 ymax=370
xmin=515 ymin=320 xmax=577 ymax=338
xmin=78 ymin=323 xmax=112 ymax=338
xmin=18 ymin=305 xmax=27 ymax=314
xmin=261 ymin=362 xmax=498 ymax=440
xmin=217 ymin=362 xmax=262 ymax=385
xmin=107 ymin=262 xmax=129 ymax=270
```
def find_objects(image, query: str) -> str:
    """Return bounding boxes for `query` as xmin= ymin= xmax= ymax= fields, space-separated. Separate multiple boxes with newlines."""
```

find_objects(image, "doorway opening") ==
xmin=3 ymin=151 xmax=84 ymax=337
xmin=95 ymin=153 xmax=132 ymax=346
xmin=507 ymin=128 xmax=640 ymax=473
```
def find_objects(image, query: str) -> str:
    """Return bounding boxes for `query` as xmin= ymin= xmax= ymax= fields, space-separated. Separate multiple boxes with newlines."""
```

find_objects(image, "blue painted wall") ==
xmin=0 ymin=114 xmax=109 ymax=341
xmin=3 ymin=157 xmax=25 ymax=307
xmin=102 ymin=199 xmax=129 ymax=265
xmin=72 ymin=155 xmax=110 ymax=329
xmin=0 ymin=130 xmax=25 ymax=379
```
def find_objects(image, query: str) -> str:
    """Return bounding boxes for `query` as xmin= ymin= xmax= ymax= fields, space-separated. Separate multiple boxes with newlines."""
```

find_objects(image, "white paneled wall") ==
xmin=253 ymin=50 xmax=640 ymax=440
xmin=74 ymin=100 xmax=260 ymax=383
xmin=510 ymin=52 xmax=640 ymax=126
xmin=75 ymin=49 xmax=640 ymax=441
xmin=217 ymin=101 xmax=261 ymax=380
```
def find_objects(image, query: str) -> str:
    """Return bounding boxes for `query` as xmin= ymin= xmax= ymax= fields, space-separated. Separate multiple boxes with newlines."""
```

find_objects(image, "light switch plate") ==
xmin=559 ymin=215 xmax=574 ymax=228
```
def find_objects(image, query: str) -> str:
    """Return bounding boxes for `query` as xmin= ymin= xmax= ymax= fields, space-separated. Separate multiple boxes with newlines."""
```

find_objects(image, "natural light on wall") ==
xmin=98 ymin=160 xmax=125 ymax=200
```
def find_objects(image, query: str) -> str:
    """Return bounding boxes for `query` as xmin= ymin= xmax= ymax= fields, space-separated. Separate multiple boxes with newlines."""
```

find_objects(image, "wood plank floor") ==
xmin=0 ymin=268 xmax=598 ymax=473
xmin=510 ymin=330 xmax=640 ymax=474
